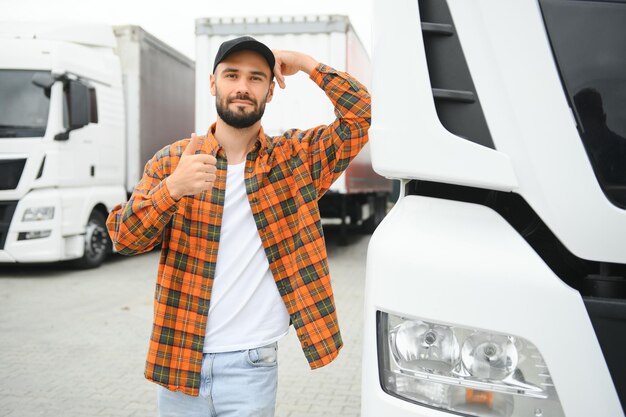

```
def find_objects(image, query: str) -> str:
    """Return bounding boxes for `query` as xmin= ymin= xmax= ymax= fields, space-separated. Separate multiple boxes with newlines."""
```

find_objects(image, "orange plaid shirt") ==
xmin=106 ymin=64 xmax=371 ymax=395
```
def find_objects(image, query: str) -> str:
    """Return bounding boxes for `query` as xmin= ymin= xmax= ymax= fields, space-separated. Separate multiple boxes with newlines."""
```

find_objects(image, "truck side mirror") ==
xmin=68 ymin=80 xmax=90 ymax=131
xmin=54 ymin=78 xmax=95 ymax=141
xmin=88 ymin=87 xmax=98 ymax=124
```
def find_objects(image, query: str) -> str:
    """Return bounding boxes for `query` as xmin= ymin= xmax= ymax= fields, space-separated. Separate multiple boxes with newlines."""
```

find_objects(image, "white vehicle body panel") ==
xmin=364 ymin=0 xmax=625 ymax=415
xmin=369 ymin=0 xmax=626 ymax=263
xmin=362 ymin=196 xmax=623 ymax=416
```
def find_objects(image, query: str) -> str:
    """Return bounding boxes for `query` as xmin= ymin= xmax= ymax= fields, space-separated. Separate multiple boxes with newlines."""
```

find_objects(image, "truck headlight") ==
xmin=22 ymin=207 xmax=55 ymax=221
xmin=378 ymin=311 xmax=565 ymax=417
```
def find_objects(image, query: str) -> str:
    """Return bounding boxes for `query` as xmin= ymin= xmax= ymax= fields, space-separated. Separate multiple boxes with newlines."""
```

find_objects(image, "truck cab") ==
xmin=0 ymin=23 xmax=194 ymax=268
xmin=0 ymin=23 xmax=126 ymax=268
xmin=363 ymin=0 xmax=626 ymax=416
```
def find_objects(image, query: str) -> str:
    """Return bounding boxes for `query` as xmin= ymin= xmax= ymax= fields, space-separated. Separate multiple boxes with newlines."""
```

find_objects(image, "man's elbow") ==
xmin=106 ymin=210 xmax=135 ymax=255
xmin=109 ymin=233 xmax=146 ymax=256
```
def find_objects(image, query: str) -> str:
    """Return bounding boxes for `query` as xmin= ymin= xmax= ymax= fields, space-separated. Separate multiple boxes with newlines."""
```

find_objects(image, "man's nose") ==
xmin=234 ymin=78 xmax=251 ymax=95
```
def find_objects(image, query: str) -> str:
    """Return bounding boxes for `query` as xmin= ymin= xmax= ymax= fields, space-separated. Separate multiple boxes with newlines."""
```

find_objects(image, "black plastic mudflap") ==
xmin=584 ymin=297 xmax=626 ymax=413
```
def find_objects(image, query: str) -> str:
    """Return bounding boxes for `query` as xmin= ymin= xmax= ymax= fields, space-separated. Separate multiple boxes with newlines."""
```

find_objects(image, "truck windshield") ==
xmin=0 ymin=70 xmax=51 ymax=138
xmin=541 ymin=0 xmax=626 ymax=208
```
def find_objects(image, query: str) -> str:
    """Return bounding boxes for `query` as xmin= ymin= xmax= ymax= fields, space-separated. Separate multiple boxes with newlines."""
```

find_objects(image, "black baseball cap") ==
xmin=213 ymin=36 xmax=275 ymax=76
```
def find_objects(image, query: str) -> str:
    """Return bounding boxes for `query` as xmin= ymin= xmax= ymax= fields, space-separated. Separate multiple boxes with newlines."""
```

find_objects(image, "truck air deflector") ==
xmin=36 ymin=155 xmax=45 ymax=179
xmin=368 ymin=0 xmax=517 ymax=190
xmin=419 ymin=0 xmax=495 ymax=149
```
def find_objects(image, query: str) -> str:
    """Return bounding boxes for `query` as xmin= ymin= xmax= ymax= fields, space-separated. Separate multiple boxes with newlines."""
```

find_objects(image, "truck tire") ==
xmin=70 ymin=210 xmax=111 ymax=269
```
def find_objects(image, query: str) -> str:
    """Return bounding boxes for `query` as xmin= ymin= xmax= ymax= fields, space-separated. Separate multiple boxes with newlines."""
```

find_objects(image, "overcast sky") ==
xmin=0 ymin=0 xmax=373 ymax=59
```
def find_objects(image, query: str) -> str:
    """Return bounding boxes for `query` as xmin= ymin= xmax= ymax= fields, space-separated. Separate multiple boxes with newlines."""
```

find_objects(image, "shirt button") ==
xmin=245 ymin=166 xmax=254 ymax=173
xmin=303 ymin=342 xmax=309 ymax=347
xmin=251 ymin=197 xmax=259 ymax=204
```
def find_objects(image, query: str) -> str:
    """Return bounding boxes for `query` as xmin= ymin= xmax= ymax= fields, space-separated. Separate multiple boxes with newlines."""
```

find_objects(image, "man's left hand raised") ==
xmin=271 ymin=50 xmax=319 ymax=89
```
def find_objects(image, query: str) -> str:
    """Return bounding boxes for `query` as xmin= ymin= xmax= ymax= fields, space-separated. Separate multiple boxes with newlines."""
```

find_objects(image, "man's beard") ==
xmin=216 ymin=90 xmax=267 ymax=129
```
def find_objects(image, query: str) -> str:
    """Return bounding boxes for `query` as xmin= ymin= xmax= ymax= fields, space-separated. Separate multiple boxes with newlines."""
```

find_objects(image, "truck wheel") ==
xmin=70 ymin=210 xmax=111 ymax=269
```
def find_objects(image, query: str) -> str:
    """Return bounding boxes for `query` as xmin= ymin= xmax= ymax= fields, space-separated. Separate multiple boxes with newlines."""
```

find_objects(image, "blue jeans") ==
xmin=157 ymin=342 xmax=278 ymax=417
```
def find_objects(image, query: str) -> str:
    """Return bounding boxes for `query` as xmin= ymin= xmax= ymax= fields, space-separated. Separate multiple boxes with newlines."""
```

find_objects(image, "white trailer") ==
xmin=363 ymin=0 xmax=626 ymax=416
xmin=195 ymin=15 xmax=392 ymax=242
xmin=0 ymin=23 xmax=194 ymax=268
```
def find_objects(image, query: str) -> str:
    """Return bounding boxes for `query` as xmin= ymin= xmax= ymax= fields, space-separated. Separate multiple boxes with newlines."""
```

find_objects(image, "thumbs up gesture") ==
xmin=166 ymin=133 xmax=217 ymax=200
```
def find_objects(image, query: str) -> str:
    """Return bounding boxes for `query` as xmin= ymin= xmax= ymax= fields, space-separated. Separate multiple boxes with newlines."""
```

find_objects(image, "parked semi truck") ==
xmin=363 ymin=0 xmax=625 ymax=416
xmin=0 ymin=23 xmax=194 ymax=268
xmin=195 ymin=15 xmax=391 ymax=242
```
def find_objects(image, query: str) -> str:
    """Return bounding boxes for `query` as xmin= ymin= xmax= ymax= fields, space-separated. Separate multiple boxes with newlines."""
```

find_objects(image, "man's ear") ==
xmin=210 ymin=74 xmax=216 ymax=97
xmin=266 ymin=80 xmax=275 ymax=103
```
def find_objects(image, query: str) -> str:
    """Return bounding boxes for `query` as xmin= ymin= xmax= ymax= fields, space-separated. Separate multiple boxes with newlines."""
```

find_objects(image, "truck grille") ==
xmin=418 ymin=0 xmax=494 ymax=149
xmin=0 ymin=159 xmax=26 ymax=190
xmin=0 ymin=201 xmax=18 ymax=250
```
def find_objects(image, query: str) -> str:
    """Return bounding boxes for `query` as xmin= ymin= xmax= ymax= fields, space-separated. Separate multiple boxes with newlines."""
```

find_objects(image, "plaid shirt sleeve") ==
xmin=287 ymin=64 xmax=372 ymax=196
xmin=106 ymin=146 xmax=180 ymax=255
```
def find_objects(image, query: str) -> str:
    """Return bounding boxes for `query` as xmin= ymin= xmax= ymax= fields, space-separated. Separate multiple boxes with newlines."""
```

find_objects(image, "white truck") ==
xmin=363 ymin=0 xmax=625 ymax=416
xmin=0 ymin=23 xmax=195 ymax=268
xmin=195 ymin=15 xmax=392 ymax=243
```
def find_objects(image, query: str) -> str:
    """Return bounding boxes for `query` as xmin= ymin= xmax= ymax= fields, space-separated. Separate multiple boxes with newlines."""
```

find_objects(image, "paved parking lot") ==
xmin=0 ymin=228 xmax=369 ymax=417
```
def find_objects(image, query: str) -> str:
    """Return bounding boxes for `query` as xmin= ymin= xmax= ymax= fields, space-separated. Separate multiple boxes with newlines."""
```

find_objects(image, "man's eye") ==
xmin=226 ymin=74 xmax=236 ymax=79
xmin=251 ymin=77 xmax=262 ymax=81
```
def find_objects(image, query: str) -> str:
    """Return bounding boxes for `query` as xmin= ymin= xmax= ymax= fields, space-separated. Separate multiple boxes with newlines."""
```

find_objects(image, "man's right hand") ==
xmin=166 ymin=133 xmax=217 ymax=200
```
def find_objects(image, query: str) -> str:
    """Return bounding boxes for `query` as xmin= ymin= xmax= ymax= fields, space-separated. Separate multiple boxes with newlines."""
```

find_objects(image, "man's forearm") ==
xmin=311 ymin=64 xmax=371 ymax=122
xmin=107 ymin=153 xmax=178 ymax=255
xmin=299 ymin=64 xmax=371 ymax=195
xmin=297 ymin=54 xmax=318 ymax=76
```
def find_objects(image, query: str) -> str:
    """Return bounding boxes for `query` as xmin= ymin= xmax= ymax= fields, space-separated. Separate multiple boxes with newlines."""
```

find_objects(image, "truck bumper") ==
xmin=0 ymin=189 xmax=80 ymax=263
xmin=362 ymin=195 xmax=623 ymax=417
xmin=0 ymin=250 xmax=16 ymax=262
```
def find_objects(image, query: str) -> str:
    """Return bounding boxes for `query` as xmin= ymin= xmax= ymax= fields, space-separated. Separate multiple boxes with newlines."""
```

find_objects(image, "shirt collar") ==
xmin=202 ymin=122 xmax=269 ymax=158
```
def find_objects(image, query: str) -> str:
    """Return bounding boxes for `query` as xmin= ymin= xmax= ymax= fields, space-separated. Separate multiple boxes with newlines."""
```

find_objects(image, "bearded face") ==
xmin=211 ymin=49 xmax=275 ymax=129
xmin=215 ymin=88 xmax=268 ymax=129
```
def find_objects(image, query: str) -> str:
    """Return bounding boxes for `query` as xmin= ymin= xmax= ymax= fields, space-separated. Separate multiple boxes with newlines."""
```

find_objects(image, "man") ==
xmin=106 ymin=36 xmax=371 ymax=416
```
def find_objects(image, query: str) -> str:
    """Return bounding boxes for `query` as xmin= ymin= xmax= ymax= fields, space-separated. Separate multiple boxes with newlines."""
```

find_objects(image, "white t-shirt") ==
xmin=203 ymin=161 xmax=290 ymax=353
